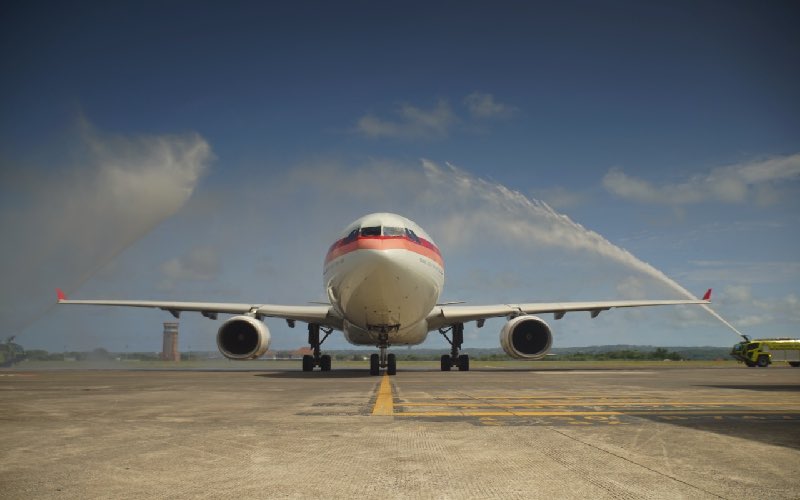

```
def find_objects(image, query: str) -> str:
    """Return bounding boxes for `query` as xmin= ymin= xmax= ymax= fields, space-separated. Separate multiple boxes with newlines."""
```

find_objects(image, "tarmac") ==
xmin=1 ymin=363 xmax=798 ymax=499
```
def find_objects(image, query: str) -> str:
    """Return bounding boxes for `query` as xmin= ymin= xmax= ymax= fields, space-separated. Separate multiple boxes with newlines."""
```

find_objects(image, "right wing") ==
xmin=56 ymin=289 xmax=343 ymax=330
xmin=426 ymin=289 xmax=712 ymax=331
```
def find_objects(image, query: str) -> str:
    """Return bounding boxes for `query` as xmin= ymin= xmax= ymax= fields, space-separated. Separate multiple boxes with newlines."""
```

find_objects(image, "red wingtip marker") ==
xmin=702 ymin=288 xmax=712 ymax=301
xmin=56 ymin=288 xmax=67 ymax=302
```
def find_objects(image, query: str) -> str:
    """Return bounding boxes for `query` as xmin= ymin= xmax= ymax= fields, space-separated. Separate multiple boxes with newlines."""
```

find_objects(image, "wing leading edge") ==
xmin=56 ymin=289 xmax=342 ymax=330
xmin=426 ymin=289 xmax=712 ymax=331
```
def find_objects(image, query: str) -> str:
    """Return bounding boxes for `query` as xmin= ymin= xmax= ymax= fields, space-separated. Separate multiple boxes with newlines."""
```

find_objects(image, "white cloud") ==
xmin=464 ymin=92 xmax=517 ymax=119
xmin=159 ymin=247 xmax=220 ymax=290
xmin=722 ymin=284 xmax=752 ymax=303
xmin=356 ymin=93 xmax=518 ymax=140
xmin=678 ymin=260 xmax=800 ymax=286
xmin=0 ymin=119 xmax=212 ymax=335
xmin=356 ymin=100 xmax=457 ymax=139
xmin=602 ymin=152 xmax=800 ymax=205
xmin=615 ymin=276 xmax=648 ymax=299
xmin=671 ymin=263 xmax=800 ymax=330
xmin=704 ymin=284 xmax=800 ymax=328
xmin=736 ymin=315 xmax=771 ymax=328
xmin=531 ymin=186 xmax=588 ymax=210
xmin=284 ymin=158 xmax=428 ymax=204
xmin=734 ymin=293 xmax=800 ymax=328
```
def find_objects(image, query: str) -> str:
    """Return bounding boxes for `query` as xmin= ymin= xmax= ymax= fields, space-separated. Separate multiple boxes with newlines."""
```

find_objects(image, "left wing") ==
xmin=426 ymin=289 xmax=712 ymax=331
xmin=56 ymin=289 xmax=343 ymax=330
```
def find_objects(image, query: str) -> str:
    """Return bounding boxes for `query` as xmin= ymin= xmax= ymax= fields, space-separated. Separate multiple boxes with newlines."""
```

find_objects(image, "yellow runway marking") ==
xmin=432 ymin=395 xmax=800 ymax=401
xmin=396 ymin=411 xmax=624 ymax=417
xmin=395 ymin=409 xmax=799 ymax=418
xmin=371 ymin=384 xmax=800 ymax=419
xmin=399 ymin=401 xmax=800 ymax=407
xmin=371 ymin=375 xmax=394 ymax=416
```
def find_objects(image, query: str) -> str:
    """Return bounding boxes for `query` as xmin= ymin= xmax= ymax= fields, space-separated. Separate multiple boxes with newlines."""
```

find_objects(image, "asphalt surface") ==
xmin=1 ymin=364 xmax=798 ymax=499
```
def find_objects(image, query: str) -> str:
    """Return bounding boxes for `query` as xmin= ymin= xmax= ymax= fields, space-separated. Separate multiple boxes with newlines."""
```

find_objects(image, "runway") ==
xmin=1 ymin=364 xmax=798 ymax=498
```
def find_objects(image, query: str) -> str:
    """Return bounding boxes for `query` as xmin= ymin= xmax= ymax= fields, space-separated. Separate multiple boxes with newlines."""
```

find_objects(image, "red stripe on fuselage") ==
xmin=325 ymin=235 xmax=443 ymax=268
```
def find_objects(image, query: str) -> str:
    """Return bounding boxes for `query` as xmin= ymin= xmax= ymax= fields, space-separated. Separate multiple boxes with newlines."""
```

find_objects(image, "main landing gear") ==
xmin=439 ymin=323 xmax=469 ymax=371
xmin=370 ymin=331 xmax=397 ymax=376
xmin=302 ymin=324 xmax=333 ymax=372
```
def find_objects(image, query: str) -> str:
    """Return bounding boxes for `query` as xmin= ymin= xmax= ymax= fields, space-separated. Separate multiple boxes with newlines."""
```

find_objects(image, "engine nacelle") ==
xmin=499 ymin=315 xmax=553 ymax=360
xmin=216 ymin=315 xmax=271 ymax=360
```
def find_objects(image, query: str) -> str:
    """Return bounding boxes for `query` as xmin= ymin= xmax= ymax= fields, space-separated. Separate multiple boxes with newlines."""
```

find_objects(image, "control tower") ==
xmin=161 ymin=322 xmax=180 ymax=362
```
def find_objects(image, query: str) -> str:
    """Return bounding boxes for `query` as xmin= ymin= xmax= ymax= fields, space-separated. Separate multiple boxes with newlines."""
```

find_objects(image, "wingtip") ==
xmin=702 ymin=288 xmax=712 ymax=301
xmin=56 ymin=288 xmax=66 ymax=302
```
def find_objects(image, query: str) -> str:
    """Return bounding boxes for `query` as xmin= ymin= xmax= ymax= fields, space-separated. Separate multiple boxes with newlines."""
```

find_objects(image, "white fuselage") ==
xmin=322 ymin=213 xmax=444 ymax=346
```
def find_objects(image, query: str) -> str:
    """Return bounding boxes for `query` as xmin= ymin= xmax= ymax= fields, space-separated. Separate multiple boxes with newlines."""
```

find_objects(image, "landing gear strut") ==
xmin=302 ymin=323 xmax=333 ymax=372
xmin=439 ymin=323 xmax=469 ymax=371
xmin=370 ymin=330 xmax=397 ymax=376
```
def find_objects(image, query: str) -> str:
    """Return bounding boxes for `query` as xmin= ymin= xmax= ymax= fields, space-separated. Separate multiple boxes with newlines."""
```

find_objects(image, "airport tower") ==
xmin=161 ymin=322 xmax=180 ymax=361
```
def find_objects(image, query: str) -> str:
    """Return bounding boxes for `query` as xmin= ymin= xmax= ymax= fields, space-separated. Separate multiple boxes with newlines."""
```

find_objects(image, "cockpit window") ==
xmin=383 ymin=226 xmax=405 ymax=237
xmin=343 ymin=229 xmax=358 ymax=244
xmin=360 ymin=226 xmax=381 ymax=237
xmin=405 ymin=228 xmax=420 ymax=243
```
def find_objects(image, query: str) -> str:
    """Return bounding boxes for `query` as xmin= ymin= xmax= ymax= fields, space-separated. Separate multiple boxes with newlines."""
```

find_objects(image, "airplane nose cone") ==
xmin=334 ymin=247 xmax=438 ymax=330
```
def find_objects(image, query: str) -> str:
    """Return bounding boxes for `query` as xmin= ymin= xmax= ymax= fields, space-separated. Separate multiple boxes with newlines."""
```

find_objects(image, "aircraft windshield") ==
xmin=383 ymin=226 xmax=405 ymax=237
xmin=351 ymin=225 xmax=426 ymax=243
xmin=343 ymin=229 xmax=358 ymax=244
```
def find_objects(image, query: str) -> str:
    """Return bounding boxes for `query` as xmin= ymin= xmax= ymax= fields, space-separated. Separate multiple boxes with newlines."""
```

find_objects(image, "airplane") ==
xmin=57 ymin=212 xmax=712 ymax=376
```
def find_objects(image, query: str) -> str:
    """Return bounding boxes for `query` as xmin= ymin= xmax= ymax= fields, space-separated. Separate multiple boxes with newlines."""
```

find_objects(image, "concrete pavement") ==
xmin=1 ymin=364 xmax=798 ymax=498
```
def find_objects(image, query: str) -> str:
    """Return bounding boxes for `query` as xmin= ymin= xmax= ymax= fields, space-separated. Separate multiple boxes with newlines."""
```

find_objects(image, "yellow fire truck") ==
xmin=731 ymin=338 xmax=800 ymax=367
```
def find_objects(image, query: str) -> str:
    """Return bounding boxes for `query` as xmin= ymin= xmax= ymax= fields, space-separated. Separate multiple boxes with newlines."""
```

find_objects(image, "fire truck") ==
xmin=731 ymin=338 xmax=800 ymax=367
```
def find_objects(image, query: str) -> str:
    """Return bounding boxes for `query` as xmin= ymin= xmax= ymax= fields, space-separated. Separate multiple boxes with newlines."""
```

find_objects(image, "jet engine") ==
xmin=499 ymin=315 xmax=553 ymax=360
xmin=216 ymin=315 xmax=271 ymax=360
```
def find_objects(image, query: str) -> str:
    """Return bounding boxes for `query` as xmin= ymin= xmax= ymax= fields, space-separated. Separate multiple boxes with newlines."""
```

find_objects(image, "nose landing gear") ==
xmin=370 ymin=328 xmax=398 ymax=376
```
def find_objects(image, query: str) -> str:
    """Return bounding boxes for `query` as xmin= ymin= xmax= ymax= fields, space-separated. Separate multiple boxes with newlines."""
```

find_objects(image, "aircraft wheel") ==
xmin=302 ymin=355 xmax=314 ymax=372
xmin=370 ymin=353 xmax=380 ymax=376
xmin=387 ymin=353 xmax=397 ymax=375
xmin=440 ymin=355 xmax=452 ymax=371
xmin=458 ymin=354 xmax=470 ymax=371
xmin=320 ymin=354 xmax=332 ymax=371
xmin=757 ymin=355 xmax=769 ymax=367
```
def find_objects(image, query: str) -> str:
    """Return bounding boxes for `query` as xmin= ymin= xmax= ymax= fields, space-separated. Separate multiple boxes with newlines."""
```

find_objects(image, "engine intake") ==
xmin=500 ymin=315 xmax=553 ymax=360
xmin=216 ymin=315 xmax=271 ymax=360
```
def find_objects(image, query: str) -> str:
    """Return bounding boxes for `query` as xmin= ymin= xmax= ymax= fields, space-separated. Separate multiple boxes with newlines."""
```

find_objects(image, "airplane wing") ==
xmin=56 ymin=289 xmax=342 ymax=329
xmin=426 ymin=289 xmax=712 ymax=331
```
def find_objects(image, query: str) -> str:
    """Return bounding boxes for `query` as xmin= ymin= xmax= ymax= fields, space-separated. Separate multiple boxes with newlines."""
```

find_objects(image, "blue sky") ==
xmin=1 ymin=1 xmax=798 ymax=353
